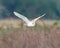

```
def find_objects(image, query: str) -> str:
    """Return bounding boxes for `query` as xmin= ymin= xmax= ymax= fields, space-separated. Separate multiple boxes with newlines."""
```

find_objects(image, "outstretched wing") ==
xmin=32 ymin=14 xmax=46 ymax=23
xmin=14 ymin=12 xmax=30 ymax=23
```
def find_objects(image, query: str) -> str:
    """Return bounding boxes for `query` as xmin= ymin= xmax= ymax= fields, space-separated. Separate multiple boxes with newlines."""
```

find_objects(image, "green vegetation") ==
xmin=0 ymin=0 xmax=60 ymax=19
xmin=53 ymin=21 xmax=58 ymax=26
xmin=0 ymin=19 xmax=60 ymax=31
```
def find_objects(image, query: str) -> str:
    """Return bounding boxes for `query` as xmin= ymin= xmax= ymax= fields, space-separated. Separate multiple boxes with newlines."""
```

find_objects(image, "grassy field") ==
xmin=0 ymin=19 xmax=60 ymax=48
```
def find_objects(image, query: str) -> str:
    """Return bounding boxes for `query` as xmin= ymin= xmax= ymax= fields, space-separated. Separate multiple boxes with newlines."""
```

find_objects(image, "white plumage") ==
xmin=14 ymin=11 xmax=46 ymax=27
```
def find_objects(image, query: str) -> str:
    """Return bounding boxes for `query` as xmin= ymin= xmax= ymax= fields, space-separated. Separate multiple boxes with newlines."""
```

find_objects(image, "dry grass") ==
xmin=0 ymin=19 xmax=60 ymax=48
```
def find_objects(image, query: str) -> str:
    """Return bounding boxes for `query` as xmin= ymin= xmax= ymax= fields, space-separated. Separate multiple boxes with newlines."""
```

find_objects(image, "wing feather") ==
xmin=32 ymin=14 xmax=46 ymax=22
xmin=14 ymin=12 xmax=30 ymax=23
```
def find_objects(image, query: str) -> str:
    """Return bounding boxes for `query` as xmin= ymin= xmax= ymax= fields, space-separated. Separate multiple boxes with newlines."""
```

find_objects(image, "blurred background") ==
xmin=0 ymin=0 xmax=60 ymax=20
xmin=0 ymin=0 xmax=60 ymax=48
